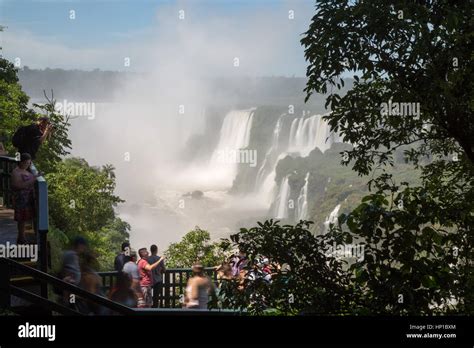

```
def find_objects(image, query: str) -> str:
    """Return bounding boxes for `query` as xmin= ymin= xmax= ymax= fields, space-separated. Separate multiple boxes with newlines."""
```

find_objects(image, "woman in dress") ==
xmin=10 ymin=153 xmax=40 ymax=244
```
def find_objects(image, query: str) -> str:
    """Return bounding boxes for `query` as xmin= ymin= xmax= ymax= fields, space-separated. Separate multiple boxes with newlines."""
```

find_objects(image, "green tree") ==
xmin=46 ymin=157 xmax=129 ymax=270
xmin=301 ymin=1 xmax=473 ymax=170
xmin=299 ymin=0 xmax=473 ymax=314
xmin=0 ymin=58 xmax=71 ymax=173
xmin=0 ymin=48 xmax=129 ymax=271
xmin=0 ymin=57 xmax=36 ymax=152
xmin=219 ymin=220 xmax=355 ymax=315
xmin=336 ymin=178 xmax=473 ymax=314
xmin=84 ymin=217 xmax=131 ymax=271
xmin=46 ymin=158 xmax=124 ymax=234
xmin=164 ymin=227 xmax=225 ymax=268
xmin=32 ymin=94 xmax=72 ymax=173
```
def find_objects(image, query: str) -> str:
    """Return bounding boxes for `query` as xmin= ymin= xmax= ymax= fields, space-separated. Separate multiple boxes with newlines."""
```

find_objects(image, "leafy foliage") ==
xmin=220 ymin=220 xmax=355 ymax=315
xmin=337 ymin=176 xmax=473 ymax=314
xmin=45 ymin=158 xmax=129 ymax=270
xmin=301 ymin=0 xmax=473 ymax=169
xmin=297 ymin=0 xmax=474 ymax=315
xmin=0 ymin=50 xmax=128 ymax=271
xmin=46 ymin=158 xmax=123 ymax=233
xmin=164 ymin=227 xmax=226 ymax=268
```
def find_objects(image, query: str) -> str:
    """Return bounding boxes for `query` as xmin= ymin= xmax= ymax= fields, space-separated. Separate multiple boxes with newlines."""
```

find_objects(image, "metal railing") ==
xmin=0 ymin=258 xmax=239 ymax=316
xmin=0 ymin=257 xmax=135 ymax=316
xmin=99 ymin=267 xmax=219 ymax=308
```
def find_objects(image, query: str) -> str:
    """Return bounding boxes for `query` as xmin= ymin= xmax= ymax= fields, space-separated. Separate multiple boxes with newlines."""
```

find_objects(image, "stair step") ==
xmin=10 ymin=276 xmax=39 ymax=287
xmin=19 ymin=260 xmax=37 ymax=268
xmin=9 ymin=261 xmax=38 ymax=278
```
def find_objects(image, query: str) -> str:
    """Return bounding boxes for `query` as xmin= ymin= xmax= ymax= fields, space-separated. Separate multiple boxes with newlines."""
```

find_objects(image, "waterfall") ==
xmin=195 ymin=108 xmax=255 ymax=188
xmin=212 ymin=109 xmax=254 ymax=156
xmin=274 ymin=175 xmax=291 ymax=219
xmin=256 ymin=113 xmax=338 ymax=210
xmin=288 ymin=114 xmax=333 ymax=157
xmin=296 ymin=172 xmax=310 ymax=221
xmin=255 ymin=114 xmax=285 ymax=189
xmin=323 ymin=204 xmax=341 ymax=232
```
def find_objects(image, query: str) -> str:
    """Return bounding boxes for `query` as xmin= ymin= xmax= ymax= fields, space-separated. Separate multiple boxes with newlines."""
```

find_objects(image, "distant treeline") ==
xmin=18 ymin=67 xmax=352 ymax=105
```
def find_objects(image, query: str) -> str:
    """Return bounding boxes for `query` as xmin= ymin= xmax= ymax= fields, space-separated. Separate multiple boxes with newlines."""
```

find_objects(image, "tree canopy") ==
xmin=164 ymin=227 xmax=226 ymax=268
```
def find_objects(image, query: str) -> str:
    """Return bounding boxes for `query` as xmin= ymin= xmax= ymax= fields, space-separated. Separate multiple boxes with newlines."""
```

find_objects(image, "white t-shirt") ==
xmin=122 ymin=261 xmax=139 ymax=280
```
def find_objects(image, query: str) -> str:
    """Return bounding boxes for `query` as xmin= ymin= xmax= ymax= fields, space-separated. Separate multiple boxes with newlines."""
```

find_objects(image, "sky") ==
xmin=0 ymin=0 xmax=315 ymax=76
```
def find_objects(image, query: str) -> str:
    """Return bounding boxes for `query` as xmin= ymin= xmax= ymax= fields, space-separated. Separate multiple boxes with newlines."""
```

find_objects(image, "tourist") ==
xmin=184 ymin=262 xmax=215 ymax=309
xmin=215 ymin=262 xmax=233 ymax=308
xmin=137 ymin=248 xmax=165 ymax=308
xmin=77 ymin=251 xmax=105 ymax=315
xmin=10 ymin=153 xmax=41 ymax=244
xmin=56 ymin=236 xmax=88 ymax=309
xmin=147 ymin=244 xmax=166 ymax=308
xmin=109 ymin=271 xmax=138 ymax=310
xmin=216 ymin=262 xmax=233 ymax=281
xmin=230 ymin=249 xmax=248 ymax=278
xmin=12 ymin=116 xmax=54 ymax=160
xmin=261 ymin=257 xmax=272 ymax=283
xmin=61 ymin=236 xmax=88 ymax=286
xmin=114 ymin=242 xmax=130 ymax=272
xmin=122 ymin=251 xmax=143 ymax=307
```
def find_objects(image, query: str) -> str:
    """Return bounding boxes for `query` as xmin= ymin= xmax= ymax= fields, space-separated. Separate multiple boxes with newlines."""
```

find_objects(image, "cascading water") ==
xmin=274 ymin=175 xmax=291 ymax=219
xmin=256 ymin=113 xmax=338 ymax=212
xmin=295 ymin=172 xmax=310 ymax=221
xmin=196 ymin=108 xmax=255 ymax=188
xmin=212 ymin=109 xmax=255 ymax=159
xmin=323 ymin=204 xmax=341 ymax=232
xmin=255 ymin=114 xmax=285 ymax=189
xmin=288 ymin=114 xmax=333 ymax=156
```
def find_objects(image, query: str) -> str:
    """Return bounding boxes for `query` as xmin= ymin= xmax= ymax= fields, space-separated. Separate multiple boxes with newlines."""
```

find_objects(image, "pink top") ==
xmin=137 ymin=259 xmax=152 ymax=287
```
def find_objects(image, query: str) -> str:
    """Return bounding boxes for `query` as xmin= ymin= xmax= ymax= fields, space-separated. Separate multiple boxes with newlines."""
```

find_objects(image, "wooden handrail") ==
xmin=99 ymin=267 xmax=220 ymax=309
xmin=0 ymin=257 xmax=135 ymax=315
xmin=10 ymin=285 xmax=82 ymax=316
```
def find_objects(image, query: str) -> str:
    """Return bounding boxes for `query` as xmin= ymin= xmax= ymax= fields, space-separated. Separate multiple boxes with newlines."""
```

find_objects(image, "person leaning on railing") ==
xmin=10 ymin=153 xmax=43 ymax=244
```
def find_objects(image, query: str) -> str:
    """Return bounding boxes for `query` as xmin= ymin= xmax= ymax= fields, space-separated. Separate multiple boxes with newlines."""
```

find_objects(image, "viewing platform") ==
xmin=0 ymin=155 xmax=238 ymax=316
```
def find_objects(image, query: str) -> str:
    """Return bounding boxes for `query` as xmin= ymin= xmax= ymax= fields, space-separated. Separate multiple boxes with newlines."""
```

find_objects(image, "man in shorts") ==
xmin=137 ymin=248 xmax=165 ymax=308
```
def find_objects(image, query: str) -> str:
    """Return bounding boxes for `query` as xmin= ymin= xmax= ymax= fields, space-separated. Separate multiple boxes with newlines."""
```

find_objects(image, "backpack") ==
xmin=12 ymin=126 xmax=27 ymax=149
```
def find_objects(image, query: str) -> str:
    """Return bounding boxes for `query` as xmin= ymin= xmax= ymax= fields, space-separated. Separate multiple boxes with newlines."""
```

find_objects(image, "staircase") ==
xmin=0 ymin=156 xmax=50 ymax=315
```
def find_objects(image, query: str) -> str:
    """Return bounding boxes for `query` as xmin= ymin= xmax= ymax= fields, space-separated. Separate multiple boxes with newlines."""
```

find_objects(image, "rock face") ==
xmin=182 ymin=190 xmax=204 ymax=199
xmin=191 ymin=190 xmax=204 ymax=199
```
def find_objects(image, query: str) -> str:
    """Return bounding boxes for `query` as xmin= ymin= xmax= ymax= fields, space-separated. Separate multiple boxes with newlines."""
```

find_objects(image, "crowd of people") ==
xmin=111 ymin=242 xmax=216 ymax=310
xmin=52 ymin=234 xmax=284 ymax=314
xmin=217 ymin=250 xmax=278 ymax=287
xmin=112 ymin=242 xmax=166 ymax=308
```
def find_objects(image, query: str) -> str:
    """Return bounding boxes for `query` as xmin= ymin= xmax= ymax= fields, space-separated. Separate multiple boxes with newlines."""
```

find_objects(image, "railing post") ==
xmin=38 ymin=232 xmax=48 ymax=296
xmin=164 ymin=271 xmax=170 ymax=308
xmin=32 ymin=162 xmax=49 ymax=301
xmin=0 ymin=260 xmax=11 ymax=309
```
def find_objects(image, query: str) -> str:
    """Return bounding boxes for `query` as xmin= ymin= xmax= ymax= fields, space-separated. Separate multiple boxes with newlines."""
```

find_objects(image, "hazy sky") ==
xmin=0 ymin=0 xmax=315 ymax=76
